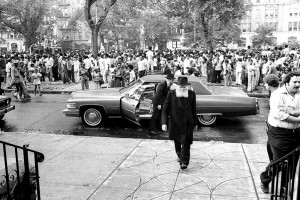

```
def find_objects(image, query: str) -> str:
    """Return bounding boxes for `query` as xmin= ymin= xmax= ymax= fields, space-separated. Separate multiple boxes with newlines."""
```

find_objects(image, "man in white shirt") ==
xmin=5 ymin=59 xmax=12 ymax=87
xmin=45 ymin=55 xmax=54 ymax=82
xmin=83 ymin=55 xmax=92 ymax=70
xmin=103 ymin=54 xmax=111 ymax=83
xmin=260 ymin=71 xmax=300 ymax=193
xmin=138 ymin=55 xmax=148 ymax=78
xmin=283 ymin=45 xmax=290 ymax=56
xmin=183 ymin=55 xmax=191 ymax=74
xmin=73 ymin=56 xmax=80 ymax=83
xmin=146 ymin=46 xmax=154 ymax=71
xmin=128 ymin=64 xmax=136 ymax=83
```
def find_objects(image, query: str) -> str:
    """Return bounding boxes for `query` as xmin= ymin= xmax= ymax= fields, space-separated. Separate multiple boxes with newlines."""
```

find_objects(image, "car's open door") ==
xmin=121 ymin=84 xmax=156 ymax=125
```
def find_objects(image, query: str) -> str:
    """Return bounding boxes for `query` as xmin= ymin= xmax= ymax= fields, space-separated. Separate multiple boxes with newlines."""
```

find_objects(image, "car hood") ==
xmin=209 ymin=86 xmax=248 ymax=97
xmin=71 ymin=88 xmax=122 ymax=98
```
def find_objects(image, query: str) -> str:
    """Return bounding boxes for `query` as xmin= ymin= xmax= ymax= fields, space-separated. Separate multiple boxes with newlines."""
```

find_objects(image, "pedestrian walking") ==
xmin=161 ymin=76 xmax=198 ymax=170
xmin=31 ymin=68 xmax=42 ymax=96
xmin=79 ymin=64 xmax=89 ymax=90
xmin=223 ymin=59 xmax=232 ymax=86
xmin=149 ymin=73 xmax=175 ymax=135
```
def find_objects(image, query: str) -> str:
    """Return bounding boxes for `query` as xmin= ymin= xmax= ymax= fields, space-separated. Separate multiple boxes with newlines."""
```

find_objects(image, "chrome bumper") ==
xmin=0 ymin=105 xmax=15 ymax=116
xmin=62 ymin=109 xmax=80 ymax=117
xmin=256 ymin=98 xmax=260 ymax=114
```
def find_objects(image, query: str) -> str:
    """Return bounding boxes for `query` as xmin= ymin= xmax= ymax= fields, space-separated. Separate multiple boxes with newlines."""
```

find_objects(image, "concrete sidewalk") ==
xmin=0 ymin=132 xmax=270 ymax=200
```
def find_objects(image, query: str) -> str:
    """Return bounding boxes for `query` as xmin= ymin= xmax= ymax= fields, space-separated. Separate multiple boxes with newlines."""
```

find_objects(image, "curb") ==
xmin=3 ymin=88 xmax=73 ymax=95
xmin=2 ymin=88 xmax=269 ymax=98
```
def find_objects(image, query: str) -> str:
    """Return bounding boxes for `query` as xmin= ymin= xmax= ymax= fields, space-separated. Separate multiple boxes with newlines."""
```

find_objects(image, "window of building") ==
xmin=11 ymin=43 xmax=17 ymax=52
xmin=10 ymin=34 xmax=14 ymax=39
xmin=295 ymin=13 xmax=298 ymax=17
xmin=290 ymin=13 xmax=293 ymax=17
xmin=294 ymin=21 xmax=298 ymax=31
xmin=265 ymin=10 xmax=269 ymax=17
xmin=299 ymin=22 xmax=300 ymax=31
xmin=78 ymin=32 xmax=82 ymax=40
xmin=274 ymin=9 xmax=278 ymax=17
xmin=238 ymin=37 xmax=246 ymax=47
xmin=242 ymin=23 xmax=251 ymax=32
xmin=289 ymin=22 xmax=293 ymax=31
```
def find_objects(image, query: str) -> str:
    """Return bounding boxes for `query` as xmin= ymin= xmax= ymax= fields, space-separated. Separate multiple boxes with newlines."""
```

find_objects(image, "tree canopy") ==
xmin=251 ymin=24 xmax=276 ymax=48
xmin=0 ymin=0 xmax=58 ymax=50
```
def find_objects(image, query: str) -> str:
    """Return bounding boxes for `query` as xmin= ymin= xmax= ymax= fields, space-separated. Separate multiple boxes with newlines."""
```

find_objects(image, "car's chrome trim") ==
xmin=62 ymin=109 xmax=80 ymax=117
xmin=0 ymin=105 xmax=15 ymax=116
xmin=138 ymin=114 xmax=152 ymax=119
xmin=197 ymin=113 xmax=222 ymax=116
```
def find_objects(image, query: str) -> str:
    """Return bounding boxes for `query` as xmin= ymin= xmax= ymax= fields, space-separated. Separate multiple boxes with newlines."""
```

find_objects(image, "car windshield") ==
xmin=119 ymin=80 xmax=142 ymax=94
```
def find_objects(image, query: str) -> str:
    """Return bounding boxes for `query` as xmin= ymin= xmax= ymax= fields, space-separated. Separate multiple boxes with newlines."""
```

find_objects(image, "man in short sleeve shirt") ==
xmin=260 ymin=71 xmax=300 ymax=193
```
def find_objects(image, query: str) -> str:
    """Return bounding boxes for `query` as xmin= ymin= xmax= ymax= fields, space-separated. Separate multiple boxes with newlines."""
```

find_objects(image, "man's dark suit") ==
xmin=149 ymin=80 xmax=170 ymax=131
xmin=161 ymin=89 xmax=197 ymax=165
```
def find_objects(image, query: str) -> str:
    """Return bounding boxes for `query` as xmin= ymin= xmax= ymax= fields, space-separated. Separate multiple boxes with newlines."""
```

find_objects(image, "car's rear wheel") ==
xmin=198 ymin=115 xmax=218 ymax=126
xmin=81 ymin=107 xmax=104 ymax=127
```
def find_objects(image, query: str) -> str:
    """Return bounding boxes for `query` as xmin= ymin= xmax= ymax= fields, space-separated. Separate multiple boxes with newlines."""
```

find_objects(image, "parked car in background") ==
xmin=0 ymin=95 xmax=15 ymax=120
xmin=63 ymin=75 xmax=259 ymax=127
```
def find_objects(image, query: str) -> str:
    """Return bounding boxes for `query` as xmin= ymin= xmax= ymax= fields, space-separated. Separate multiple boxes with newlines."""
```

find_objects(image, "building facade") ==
xmin=240 ymin=0 xmax=300 ymax=48
xmin=0 ymin=32 xmax=25 ymax=53
xmin=55 ymin=0 xmax=91 ymax=50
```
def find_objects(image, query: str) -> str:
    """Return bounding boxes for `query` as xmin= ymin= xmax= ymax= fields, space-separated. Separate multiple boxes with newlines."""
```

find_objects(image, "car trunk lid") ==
xmin=71 ymin=89 xmax=121 ymax=98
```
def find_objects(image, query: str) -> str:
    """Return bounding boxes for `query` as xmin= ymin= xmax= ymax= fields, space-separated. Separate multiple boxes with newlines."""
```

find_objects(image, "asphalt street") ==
xmin=0 ymin=93 xmax=270 ymax=144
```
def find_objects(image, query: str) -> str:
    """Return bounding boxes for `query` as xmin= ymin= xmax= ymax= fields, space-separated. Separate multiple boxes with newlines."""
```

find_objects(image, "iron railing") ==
xmin=269 ymin=147 xmax=300 ymax=200
xmin=0 ymin=140 xmax=44 ymax=200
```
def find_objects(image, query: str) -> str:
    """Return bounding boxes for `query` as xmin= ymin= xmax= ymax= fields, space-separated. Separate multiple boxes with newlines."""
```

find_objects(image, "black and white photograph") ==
xmin=0 ymin=0 xmax=300 ymax=199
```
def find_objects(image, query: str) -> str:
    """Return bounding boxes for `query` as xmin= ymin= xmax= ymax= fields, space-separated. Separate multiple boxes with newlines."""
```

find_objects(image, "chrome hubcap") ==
xmin=85 ymin=109 xmax=101 ymax=126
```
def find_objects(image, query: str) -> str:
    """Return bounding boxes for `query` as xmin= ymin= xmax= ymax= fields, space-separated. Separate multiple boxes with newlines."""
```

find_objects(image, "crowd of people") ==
xmin=0 ymin=45 xmax=299 ymax=99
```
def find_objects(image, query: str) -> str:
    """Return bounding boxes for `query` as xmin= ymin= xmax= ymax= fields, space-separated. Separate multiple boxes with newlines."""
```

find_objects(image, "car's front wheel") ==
xmin=81 ymin=107 xmax=104 ymax=127
xmin=198 ymin=115 xmax=218 ymax=126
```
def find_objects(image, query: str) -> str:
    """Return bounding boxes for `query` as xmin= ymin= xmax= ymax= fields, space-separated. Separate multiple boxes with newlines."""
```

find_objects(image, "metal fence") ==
xmin=269 ymin=147 xmax=300 ymax=200
xmin=0 ymin=140 xmax=44 ymax=200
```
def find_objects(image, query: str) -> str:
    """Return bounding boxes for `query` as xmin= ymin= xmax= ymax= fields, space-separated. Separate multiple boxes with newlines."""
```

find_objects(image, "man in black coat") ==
xmin=149 ymin=73 xmax=175 ymax=135
xmin=161 ymin=76 xmax=198 ymax=170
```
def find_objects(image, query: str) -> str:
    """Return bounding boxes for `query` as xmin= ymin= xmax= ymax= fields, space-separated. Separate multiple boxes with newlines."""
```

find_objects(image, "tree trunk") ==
xmin=200 ymin=13 xmax=214 ymax=83
xmin=91 ymin=25 xmax=100 ymax=57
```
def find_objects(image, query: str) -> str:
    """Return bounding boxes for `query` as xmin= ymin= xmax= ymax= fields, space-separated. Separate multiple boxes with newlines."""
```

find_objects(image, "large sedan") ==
xmin=63 ymin=75 xmax=259 ymax=127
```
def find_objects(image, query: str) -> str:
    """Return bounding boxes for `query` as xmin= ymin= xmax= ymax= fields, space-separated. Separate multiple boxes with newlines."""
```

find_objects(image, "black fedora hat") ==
xmin=166 ymin=74 xmax=175 ymax=80
xmin=176 ymin=76 xmax=190 ymax=86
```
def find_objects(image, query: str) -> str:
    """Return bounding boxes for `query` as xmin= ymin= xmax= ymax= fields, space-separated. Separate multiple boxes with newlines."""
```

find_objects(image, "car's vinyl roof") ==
xmin=141 ymin=75 xmax=212 ymax=95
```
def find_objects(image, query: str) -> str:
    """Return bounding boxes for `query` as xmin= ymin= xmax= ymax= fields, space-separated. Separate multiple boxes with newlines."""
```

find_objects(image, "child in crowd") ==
xmin=32 ymin=68 xmax=42 ymax=96
xmin=93 ymin=68 xmax=104 ymax=89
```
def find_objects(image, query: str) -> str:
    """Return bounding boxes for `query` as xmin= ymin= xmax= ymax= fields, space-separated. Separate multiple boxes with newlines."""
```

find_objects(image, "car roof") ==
xmin=141 ymin=75 xmax=212 ymax=95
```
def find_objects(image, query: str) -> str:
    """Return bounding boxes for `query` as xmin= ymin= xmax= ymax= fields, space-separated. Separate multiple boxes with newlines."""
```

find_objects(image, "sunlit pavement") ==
xmin=0 ymin=132 xmax=270 ymax=200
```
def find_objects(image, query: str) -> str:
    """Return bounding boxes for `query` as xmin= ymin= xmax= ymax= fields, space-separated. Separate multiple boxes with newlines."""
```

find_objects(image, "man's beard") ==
xmin=176 ymin=88 xmax=188 ymax=98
